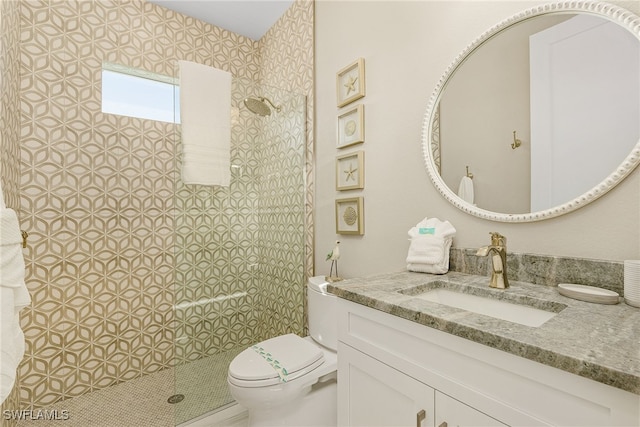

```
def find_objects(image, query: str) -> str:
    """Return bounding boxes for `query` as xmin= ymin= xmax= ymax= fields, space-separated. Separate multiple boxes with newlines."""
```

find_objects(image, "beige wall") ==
xmin=440 ymin=19 xmax=533 ymax=214
xmin=315 ymin=0 xmax=640 ymax=280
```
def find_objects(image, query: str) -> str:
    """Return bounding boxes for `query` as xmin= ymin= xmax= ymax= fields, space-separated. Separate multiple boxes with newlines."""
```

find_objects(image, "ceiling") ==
xmin=148 ymin=0 xmax=295 ymax=41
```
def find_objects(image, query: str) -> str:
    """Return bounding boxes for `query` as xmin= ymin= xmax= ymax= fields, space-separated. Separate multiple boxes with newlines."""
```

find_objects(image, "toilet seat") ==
xmin=228 ymin=334 xmax=325 ymax=388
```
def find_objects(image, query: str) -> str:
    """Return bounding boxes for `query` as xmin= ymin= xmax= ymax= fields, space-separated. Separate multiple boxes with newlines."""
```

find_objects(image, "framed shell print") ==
xmin=337 ymin=104 xmax=364 ymax=149
xmin=336 ymin=197 xmax=364 ymax=235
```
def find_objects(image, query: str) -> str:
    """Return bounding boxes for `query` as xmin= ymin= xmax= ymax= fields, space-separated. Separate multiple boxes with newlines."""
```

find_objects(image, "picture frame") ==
xmin=337 ymin=104 xmax=364 ymax=149
xmin=335 ymin=197 xmax=364 ymax=235
xmin=336 ymin=151 xmax=364 ymax=191
xmin=336 ymin=58 xmax=365 ymax=108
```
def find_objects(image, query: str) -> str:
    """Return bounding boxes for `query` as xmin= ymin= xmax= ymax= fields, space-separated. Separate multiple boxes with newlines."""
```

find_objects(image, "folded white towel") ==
xmin=179 ymin=60 xmax=232 ymax=186
xmin=407 ymin=237 xmax=453 ymax=274
xmin=0 ymin=197 xmax=30 ymax=403
xmin=457 ymin=176 xmax=474 ymax=204
xmin=406 ymin=235 xmax=445 ymax=264
xmin=406 ymin=217 xmax=456 ymax=275
xmin=408 ymin=217 xmax=456 ymax=239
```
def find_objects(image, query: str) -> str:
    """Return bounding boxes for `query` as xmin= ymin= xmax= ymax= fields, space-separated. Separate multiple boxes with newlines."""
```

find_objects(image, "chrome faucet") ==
xmin=476 ymin=232 xmax=509 ymax=289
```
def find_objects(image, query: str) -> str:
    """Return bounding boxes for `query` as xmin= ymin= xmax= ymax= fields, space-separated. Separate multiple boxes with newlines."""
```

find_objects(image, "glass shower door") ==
xmin=172 ymin=77 xmax=306 ymax=424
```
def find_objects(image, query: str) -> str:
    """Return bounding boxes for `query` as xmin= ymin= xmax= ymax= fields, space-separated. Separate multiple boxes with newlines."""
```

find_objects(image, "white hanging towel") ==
xmin=0 ymin=184 xmax=30 ymax=403
xmin=457 ymin=175 xmax=474 ymax=204
xmin=179 ymin=60 xmax=232 ymax=186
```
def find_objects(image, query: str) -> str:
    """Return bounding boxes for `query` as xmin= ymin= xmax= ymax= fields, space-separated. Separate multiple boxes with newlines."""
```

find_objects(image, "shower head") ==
xmin=243 ymin=97 xmax=282 ymax=116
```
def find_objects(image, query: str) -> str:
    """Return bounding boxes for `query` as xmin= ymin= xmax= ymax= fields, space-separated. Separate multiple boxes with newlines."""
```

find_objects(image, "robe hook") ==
xmin=511 ymin=131 xmax=522 ymax=149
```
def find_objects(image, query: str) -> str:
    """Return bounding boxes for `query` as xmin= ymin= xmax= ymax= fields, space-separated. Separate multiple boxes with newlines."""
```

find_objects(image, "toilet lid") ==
xmin=308 ymin=276 xmax=329 ymax=294
xmin=228 ymin=334 xmax=324 ymax=387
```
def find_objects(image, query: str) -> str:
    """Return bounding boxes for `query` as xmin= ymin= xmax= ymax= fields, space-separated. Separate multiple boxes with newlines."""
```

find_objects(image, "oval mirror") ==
xmin=422 ymin=2 xmax=640 ymax=222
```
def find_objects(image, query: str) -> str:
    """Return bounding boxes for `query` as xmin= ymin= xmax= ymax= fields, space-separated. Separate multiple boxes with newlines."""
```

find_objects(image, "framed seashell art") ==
xmin=337 ymin=104 xmax=364 ymax=149
xmin=336 ymin=197 xmax=364 ymax=235
xmin=336 ymin=151 xmax=364 ymax=191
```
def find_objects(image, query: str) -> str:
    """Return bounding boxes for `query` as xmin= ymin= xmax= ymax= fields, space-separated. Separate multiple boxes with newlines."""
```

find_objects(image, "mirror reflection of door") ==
xmin=530 ymin=14 xmax=640 ymax=212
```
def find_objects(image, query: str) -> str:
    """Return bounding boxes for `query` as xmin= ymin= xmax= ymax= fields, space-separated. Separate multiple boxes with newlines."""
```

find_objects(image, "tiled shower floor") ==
xmin=16 ymin=348 xmax=246 ymax=427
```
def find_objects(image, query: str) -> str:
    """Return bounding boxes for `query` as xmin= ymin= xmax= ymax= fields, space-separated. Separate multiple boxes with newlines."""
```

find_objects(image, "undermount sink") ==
xmin=412 ymin=287 xmax=561 ymax=327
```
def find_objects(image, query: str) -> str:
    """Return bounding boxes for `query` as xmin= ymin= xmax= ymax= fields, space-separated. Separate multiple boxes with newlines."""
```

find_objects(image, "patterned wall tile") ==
xmin=17 ymin=0 xmax=256 ymax=408
xmin=258 ymin=0 xmax=314 ymax=337
xmin=13 ymin=0 xmax=314 ymax=410
xmin=0 ymin=0 xmax=21 ymax=210
xmin=0 ymin=0 xmax=24 ymax=423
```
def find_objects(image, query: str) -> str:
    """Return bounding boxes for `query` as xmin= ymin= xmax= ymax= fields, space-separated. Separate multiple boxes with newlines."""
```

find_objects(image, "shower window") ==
xmin=101 ymin=63 xmax=181 ymax=123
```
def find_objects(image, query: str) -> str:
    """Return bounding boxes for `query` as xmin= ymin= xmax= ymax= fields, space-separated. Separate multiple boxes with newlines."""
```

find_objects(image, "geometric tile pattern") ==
xmin=253 ymin=91 xmax=307 ymax=341
xmin=0 ymin=0 xmax=23 ymax=424
xmin=173 ymin=78 xmax=307 ymax=361
xmin=258 ymin=0 xmax=315 ymax=338
xmin=0 ymin=0 xmax=21 ymax=210
xmin=14 ymin=0 xmax=314 ymax=411
xmin=18 ymin=0 xmax=196 ymax=406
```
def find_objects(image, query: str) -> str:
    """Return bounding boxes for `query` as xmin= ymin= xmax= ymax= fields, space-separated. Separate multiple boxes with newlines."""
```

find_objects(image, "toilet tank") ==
xmin=307 ymin=276 xmax=338 ymax=351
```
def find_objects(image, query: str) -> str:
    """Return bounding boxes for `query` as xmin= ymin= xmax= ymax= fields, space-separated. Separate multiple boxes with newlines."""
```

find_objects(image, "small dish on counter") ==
xmin=557 ymin=283 xmax=620 ymax=305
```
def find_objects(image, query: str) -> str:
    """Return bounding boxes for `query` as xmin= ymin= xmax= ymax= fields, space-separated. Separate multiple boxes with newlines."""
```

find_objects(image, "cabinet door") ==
xmin=339 ymin=343 xmax=435 ymax=427
xmin=435 ymin=392 xmax=507 ymax=427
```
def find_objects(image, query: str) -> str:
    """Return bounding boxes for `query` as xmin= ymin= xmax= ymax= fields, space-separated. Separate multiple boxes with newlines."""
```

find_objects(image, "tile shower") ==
xmin=0 ymin=0 xmax=314 ymax=425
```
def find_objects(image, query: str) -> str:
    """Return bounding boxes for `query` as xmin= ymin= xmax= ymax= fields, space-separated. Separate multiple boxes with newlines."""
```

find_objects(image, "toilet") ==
xmin=227 ymin=276 xmax=338 ymax=427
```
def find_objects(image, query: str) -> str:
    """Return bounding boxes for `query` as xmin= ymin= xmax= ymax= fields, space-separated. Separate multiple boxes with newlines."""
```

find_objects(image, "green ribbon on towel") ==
xmin=252 ymin=345 xmax=288 ymax=382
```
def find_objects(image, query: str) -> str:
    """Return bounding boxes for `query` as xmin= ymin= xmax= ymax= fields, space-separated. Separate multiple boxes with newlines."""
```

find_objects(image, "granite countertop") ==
xmin=328 ymin=271 xmax=640 ymax=395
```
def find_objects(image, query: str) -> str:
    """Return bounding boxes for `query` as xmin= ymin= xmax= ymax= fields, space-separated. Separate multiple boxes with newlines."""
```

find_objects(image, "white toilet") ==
xmin=227 ymin=276 xmax=338 ymax=427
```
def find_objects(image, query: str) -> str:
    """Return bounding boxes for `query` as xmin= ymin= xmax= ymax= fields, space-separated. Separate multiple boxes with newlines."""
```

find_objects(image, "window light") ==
xmin=101 ymin=63 xmax=180 ymax=123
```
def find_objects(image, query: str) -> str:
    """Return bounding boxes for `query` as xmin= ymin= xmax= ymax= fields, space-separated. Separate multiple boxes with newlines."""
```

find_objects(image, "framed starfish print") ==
xmin=337 ymin=104 xmax=364 ymax=149
xmin=336 ymin=151 xmax=364 ymax=191
xmin=336 ymin=58 xmax=365 ymax=107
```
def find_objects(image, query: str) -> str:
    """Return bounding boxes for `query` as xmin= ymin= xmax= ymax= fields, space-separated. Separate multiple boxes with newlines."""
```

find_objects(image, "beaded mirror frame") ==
xmin=422 ymin=1 xmax=640 ymax=222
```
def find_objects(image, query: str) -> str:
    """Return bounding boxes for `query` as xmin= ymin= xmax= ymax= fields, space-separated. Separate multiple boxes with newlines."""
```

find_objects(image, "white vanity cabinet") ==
xmin=337 ymin=298 xmax=640 ymax=427
xmin=436 ymin=391 xmax=506 ymax=427
xmin=340 ymin=343 xmax=435 ymax=426
xmin=340 ymin=342 xmax=506 ymax=427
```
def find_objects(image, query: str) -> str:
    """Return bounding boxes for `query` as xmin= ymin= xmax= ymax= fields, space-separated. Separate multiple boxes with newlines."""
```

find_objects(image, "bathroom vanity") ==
xmin=329 ymin=272 xmax=640 ymax=427
xmin=328 ymin=1 xmax=640 ymax=424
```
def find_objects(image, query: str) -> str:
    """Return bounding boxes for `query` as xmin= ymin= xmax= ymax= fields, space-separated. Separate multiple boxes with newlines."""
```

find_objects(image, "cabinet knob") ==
xmin=438 ymin=422 xmax=448 ymax=427
xmin=416 ymin=409 xmax=426 ymax=427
